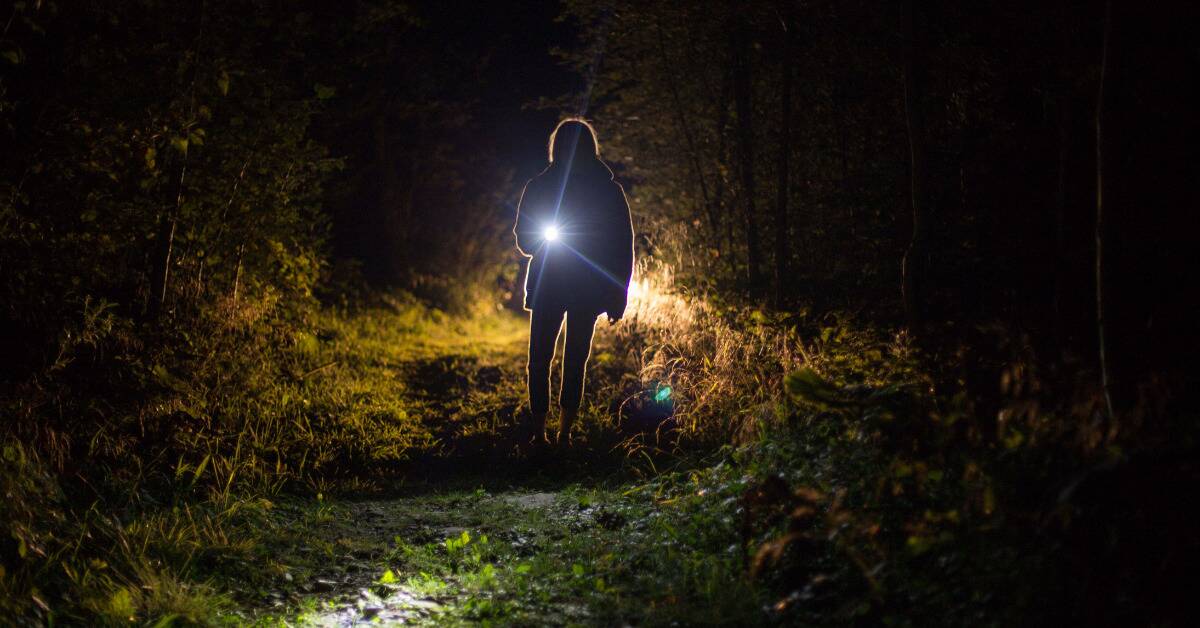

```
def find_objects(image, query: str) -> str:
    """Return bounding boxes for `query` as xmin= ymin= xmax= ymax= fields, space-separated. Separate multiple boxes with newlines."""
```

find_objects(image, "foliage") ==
xmin=1 ymin=0 xmax=1195 ymax=625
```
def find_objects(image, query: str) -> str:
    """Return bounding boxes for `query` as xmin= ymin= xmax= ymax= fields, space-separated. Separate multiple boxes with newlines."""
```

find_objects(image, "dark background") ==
xmin=1 ymin=1 xmax=1198 ymax=623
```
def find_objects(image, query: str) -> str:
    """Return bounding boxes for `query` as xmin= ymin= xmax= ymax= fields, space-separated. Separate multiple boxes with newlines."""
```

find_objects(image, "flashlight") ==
xmin=543 ymin=225 xmax=560 ymax=242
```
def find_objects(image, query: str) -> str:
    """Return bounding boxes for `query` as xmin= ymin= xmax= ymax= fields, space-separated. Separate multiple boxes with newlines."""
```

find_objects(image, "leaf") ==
xmin=191 ymin=454 xmax=210 ymax=488
xmin=144 ymin=147 xmax=157 ymax=171
xmin=150 ymin=614 xmax=180 ymax=628
xmin=170 ymin=136 xmax=188 ymax=156
xmin=905 ymin=535 xmax=933 ymax=555
xmin=1 ymin=50 xmax=20 ymax=65
xmin=379 ymin=569 xmax=397 ymax=584
xmin=784 ymin=368 xmax=854 ymax=409
xmin=217 ymin=70 xmax=230 ymax=96
xmin=571 ymin=564 xmax=585 ymax=577
xmin=515 ymin=564 xmax=532 ymax=574
xmin=152 ymin=364 xmax=170 ymax=382
xmin=983 ymin=486 xmax=996 ymax=515
xmin=314 ymin=83 xmax=336 ymax=100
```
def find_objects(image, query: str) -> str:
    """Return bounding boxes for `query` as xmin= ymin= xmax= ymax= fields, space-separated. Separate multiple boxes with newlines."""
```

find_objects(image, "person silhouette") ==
xmin=514 ymin=118 xmax=634 ymax=446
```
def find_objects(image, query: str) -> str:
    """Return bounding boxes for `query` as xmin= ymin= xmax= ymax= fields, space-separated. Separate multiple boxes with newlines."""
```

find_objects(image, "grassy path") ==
xmin=224 ymin=305 xmax=763 ymax=626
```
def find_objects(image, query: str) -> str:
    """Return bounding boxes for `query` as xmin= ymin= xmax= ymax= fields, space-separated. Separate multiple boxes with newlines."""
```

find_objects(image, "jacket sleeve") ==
xmin=513 ymin=180 xmax=541 ymax=257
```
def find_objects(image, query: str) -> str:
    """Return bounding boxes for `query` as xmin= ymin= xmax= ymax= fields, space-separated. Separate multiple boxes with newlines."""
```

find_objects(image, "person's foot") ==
xmin=556 ymin=410 xmax=576 ymax=447
xmin=518 ymin=412 xmax=548 ymax=448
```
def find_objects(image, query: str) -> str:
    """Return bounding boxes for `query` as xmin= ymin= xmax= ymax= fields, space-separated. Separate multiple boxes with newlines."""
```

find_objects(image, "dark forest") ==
xmin=2 ymin=0 xmax=1198 ymax=625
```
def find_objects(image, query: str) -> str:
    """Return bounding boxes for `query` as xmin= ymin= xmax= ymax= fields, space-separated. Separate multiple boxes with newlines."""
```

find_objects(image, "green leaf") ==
xmin=571 ymin=564 xmax=585 ymax=577
xmin=170 ymin=136 xmax=188 ymax=156
xmin=314 ymin=83 xmax=336 ymax=100
xmin=149 ymin=614 xmax=180 ymax=628
xmin=379 ymin=569 xmax=397 ymax=584
xmin=152 ymin=364 xmax=170 ymax=382
xmin=784 ymin=368 xmax=854 ymax=409
xmin=191 ymin=454 xmax=210 ymax=488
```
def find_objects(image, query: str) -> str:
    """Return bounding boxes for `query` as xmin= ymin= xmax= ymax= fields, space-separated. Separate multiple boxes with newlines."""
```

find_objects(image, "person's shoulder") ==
xmin=524 ymin=167 xmax=556 ymax=193
xmin=591 ymin=162 xmax=623 ymax=192
xmin=609 ymin=177 xmax=629 ymax=204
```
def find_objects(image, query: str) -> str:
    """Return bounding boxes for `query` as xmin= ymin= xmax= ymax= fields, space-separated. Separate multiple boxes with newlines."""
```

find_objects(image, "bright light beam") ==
xmin=543 ymin=225 xmax=560 ymax=242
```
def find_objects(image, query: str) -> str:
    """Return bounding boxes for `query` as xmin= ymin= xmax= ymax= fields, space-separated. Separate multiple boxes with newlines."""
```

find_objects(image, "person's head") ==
xmin=548 ymin=117 xmax=600 ymax=166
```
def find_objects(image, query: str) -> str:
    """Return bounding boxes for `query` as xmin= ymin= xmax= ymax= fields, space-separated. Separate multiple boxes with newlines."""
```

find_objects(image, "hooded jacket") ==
xmin=514 ymin=157 xmax=634 ymax=316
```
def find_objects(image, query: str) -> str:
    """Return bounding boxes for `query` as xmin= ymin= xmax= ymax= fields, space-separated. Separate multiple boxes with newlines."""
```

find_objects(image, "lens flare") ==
xmin=544 ymin=225 xmax=560 ymax=242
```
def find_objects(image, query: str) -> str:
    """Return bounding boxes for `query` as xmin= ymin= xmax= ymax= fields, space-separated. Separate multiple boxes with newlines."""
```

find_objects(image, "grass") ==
xmin=225 ymin=471 xmax=766 ymax=626
xmin=3 ymin=267 xmax=1176 ymax=625
xmin=3 ymin=268 xmax=799 ymax=624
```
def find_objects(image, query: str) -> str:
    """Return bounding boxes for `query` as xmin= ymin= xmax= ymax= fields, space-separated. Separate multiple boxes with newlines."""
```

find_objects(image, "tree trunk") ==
xmin=1053 ymin=92 xmax=1070 ymax=346
xmin=713 ymin=61 xmax=738 ymax=279
xmin=1095 ymin=0 xmax=1116 ymax=420
xmin=900 ymin=0 xmax=928 ymax=331
xmin=655 ymin=16 xmax=715 ymax=244
xmin=733 ymin=15 xmax=762 ymax=294
xmin=773 ymin=16 xmax=794 ymax=307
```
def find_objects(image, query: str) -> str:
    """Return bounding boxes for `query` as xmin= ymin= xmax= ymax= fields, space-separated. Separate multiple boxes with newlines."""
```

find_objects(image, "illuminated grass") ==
xmin=236 ymin=472 xmax=765 ymax=627
xmin=3 ymin=279 xmax=939 ymax=625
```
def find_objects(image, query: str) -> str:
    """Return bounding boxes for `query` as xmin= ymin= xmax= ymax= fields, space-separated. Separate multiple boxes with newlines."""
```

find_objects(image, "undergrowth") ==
xmin=0 ymin=289 xmax=529 ymax=624
xmin=2 ymin=267 xmax=1190 ymax=625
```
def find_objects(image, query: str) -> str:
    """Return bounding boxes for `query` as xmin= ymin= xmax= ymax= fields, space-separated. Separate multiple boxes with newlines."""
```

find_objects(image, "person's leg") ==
xmin=557 ymin=309 xmax=599 ymax=444
xmin=526 ymin=307 xmax=564 ymax=443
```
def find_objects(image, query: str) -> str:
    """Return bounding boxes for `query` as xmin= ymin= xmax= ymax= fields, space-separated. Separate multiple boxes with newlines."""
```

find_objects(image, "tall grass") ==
xmin=0 ymin=287 xmax=527 ymax=623
xmin=591 ymin=262 xmax=915 ymax=449
xmin=2 ymin=261 xmax=1161 ymax=624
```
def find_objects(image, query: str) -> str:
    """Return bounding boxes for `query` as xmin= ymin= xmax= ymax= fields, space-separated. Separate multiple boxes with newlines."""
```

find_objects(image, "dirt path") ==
xmin=221 ymin=310 xmax=761 ymax=626
xmin=281 ymin=489 xmax=597 ymax=626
